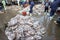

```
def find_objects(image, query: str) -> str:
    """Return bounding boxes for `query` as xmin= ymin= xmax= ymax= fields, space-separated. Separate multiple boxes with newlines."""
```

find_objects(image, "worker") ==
xmin=44 ymin=0 xmax=50 ymax=12
xmin=2 ymin=0 xmax=6 ymax=10
xmin=29 ymin=0 xmax=34 ymax=16
xmin=49 ymin=0 xmax=60 ymax=20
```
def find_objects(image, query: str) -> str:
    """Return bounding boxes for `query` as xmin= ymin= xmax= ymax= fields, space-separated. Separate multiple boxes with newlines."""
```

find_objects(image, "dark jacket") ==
xmin=50 ymin=0 xmax=60 ymax=10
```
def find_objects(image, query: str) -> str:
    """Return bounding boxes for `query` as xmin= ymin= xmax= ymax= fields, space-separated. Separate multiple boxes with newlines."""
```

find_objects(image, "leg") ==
xmin=29 ymin=6 xmax=33 ymax=13
xmin=50 ymin=1 xmax=59 ymax=16
xmin=50 ymin=9 xmax=56 ymax=16
xmin=44 ymin=7 xmax=47 ymax=12
xmin=47 ymin=7 xmax=49 ymax=12
xmin=29 ymin=5 xmax=34 ymax=16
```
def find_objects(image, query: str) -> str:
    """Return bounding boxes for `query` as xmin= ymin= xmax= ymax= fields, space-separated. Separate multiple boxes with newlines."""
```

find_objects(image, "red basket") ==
xmin=22 ymin=11 xmax=27 ymax=16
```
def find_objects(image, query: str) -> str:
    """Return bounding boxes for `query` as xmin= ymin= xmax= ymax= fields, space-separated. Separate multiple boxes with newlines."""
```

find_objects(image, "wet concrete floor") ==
xmin=42 ymin=15 xmax=60 ymax=40
xmin=0 ymin=9 xmax=60 ymax=40
xmin=0 ymin=9 xmax=18 ymax=40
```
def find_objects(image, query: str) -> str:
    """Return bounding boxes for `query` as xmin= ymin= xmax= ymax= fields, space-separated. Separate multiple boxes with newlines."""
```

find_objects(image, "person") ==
xmin=29 ymin=0 xmax=34 ymax=16
xmin=44 ymin=0 xmax=50 ymax=12
xmin=2 ymin=0 xmax=6 ymax=10
xmin=49 ymin=0 xmax=60 ymax=20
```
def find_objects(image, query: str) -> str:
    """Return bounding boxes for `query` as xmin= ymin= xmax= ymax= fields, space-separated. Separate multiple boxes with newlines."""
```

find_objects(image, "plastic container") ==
xmin=22 ymin=11 xmax=27 ymax=16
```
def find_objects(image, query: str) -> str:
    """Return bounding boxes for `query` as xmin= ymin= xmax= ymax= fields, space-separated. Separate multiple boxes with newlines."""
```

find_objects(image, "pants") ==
xmin=50 ymin=1 xmax=60 ymax=16
xmin=50 ymin=9 xmax=56 ymax=16
xmin=44 ymin=7 xmax=49 ymax=12
xmin=29 ymin=5 xmax=34 ymax=13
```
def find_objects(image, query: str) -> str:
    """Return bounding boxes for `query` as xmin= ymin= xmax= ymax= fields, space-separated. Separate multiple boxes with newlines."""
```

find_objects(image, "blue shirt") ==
xmin=45 ymin=2 xmax=49 ymax=7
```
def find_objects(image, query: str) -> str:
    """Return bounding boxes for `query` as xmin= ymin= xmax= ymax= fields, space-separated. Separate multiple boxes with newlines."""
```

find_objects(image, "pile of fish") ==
xmin=33 ymin=4 xmax=45 ymax=15
xmin=5 ymin=14 xmax=46 ymax=40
